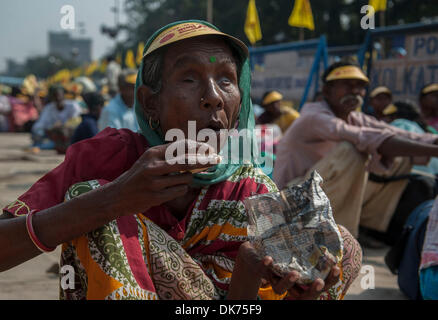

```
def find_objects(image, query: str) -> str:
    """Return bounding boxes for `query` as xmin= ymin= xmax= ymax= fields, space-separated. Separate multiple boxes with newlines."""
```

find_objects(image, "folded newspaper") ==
xmin=244 ymin=171 xmax=343 ymax=285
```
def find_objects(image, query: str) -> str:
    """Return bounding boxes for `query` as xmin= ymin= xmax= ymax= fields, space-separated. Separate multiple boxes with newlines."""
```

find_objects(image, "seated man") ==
xmin=369 ymin=86 xmax=392 ymax=122
xmin=31 ymin=85 xmax=82 ymax=149
xmin=70 ymin=92 xmax=105 ymax=144
xmin=256 ymin=90 xmax=299 ymax=133
xmin=273 ymin=60 xmax=438 ymax=240
xmin=419 ymin=83 xmax=438 ymax=132
xmin=105 ymin=54 xmax=122 ymax=98
xmin=0 ymin=94 xmax=11 ymax=132
xmin=7 ymin=86 xmax=39 ymax=132
xmin=386 ymin=100 xmax=438 ymax=175
xmin=97 ymin=69 xmax=139 ymax=132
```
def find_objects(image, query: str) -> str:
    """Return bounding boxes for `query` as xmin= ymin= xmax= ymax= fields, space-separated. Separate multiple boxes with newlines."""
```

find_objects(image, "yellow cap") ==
xmin=370 ymin=86 xmax=392 ymax=98
xmin=382 ymin=103 xmax=398 ymax=115
xmin=22 ymin=74 xmax=38 ymax=95
xmin=422 ymin=83 xmax=438 ymax=95
xmin=124 ymin=73 xmax=137 ymax=85
xmin=144 ymin=22 xmax=249 ymax=58
xmin=325 ymin=65 xmax=369 ymax=83
xmin=262 ymin=91 xmax=283 ymax=106
xmin=65 ymin=82 xmax=83 ymax=95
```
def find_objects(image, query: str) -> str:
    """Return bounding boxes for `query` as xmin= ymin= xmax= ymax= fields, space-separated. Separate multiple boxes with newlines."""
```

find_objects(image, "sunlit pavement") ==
xmin=345 ymin=246 xmax=407 ymax=300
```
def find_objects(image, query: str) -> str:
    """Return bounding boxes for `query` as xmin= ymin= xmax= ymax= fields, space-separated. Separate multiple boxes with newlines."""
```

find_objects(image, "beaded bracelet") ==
xmin=25 ymin=210 xmax=56 ymax=253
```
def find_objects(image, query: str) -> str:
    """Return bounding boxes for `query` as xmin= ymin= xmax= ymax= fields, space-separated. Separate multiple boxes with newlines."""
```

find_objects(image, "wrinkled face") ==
xmin=370 ymin=93 xmax=392 ymax=116
xmin=420 ymin=91 xmax=438 ymax=118
xmin=150 ymin=36 xmax=241 ymax=150
xmin=323 ymin=79 xmax=367 ymax=119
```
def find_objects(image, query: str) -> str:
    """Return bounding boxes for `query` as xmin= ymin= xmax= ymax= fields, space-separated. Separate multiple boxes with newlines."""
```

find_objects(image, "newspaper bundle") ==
xmin=244 ymin=171 xmax=343 ymax=284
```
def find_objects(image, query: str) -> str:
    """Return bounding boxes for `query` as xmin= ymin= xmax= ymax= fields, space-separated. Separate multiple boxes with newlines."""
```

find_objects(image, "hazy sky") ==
xmin=0 ymin=0 xmax=128 ymax=73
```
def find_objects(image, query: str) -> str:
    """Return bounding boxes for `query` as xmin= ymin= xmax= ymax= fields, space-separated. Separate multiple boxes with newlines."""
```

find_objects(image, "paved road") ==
xmin=0 ymin=133 xmax=407 ymax=300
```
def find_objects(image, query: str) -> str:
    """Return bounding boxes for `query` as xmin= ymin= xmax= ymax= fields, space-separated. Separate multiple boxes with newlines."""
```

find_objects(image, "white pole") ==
xmin=207 ymin=0 xmax=213 ymax=23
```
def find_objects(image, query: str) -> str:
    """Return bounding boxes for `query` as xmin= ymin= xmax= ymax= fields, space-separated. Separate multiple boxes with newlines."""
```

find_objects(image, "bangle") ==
xmin=25 ymin=210 xmax=56 ymax=253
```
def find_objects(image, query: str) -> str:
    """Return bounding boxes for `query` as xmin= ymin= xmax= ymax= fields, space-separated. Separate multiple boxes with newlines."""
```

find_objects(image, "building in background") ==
xmin=48 ymin=32 xmax=92 ymax=65
xmin=5 ymin=59 xmax=26 ymax=76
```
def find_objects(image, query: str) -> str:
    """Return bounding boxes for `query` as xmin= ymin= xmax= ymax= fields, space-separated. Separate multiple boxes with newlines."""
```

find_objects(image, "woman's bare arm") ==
xmin=0 ymin=182 xmax=120 ymax=272
xmin=0 ymin=141 xmax=218 ymax=272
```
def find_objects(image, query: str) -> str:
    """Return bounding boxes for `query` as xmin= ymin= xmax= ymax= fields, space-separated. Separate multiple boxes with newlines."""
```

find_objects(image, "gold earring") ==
xmin=149 ymin=117 xmax=160 ymax=130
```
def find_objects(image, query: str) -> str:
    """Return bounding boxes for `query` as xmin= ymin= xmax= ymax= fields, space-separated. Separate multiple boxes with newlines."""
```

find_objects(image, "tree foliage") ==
xmin=123 ymin=0 xmax=438 ymax=48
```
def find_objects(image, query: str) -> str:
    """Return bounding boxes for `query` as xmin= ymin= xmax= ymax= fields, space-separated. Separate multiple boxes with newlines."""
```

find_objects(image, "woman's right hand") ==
xmin=107 ymin=139 xmax=220 ymax=218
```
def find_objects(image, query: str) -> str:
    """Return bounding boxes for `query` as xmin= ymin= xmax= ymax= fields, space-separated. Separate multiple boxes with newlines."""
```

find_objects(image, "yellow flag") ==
xmin=53 ymin=69 xmax=71 ymax=83
xmin=244 ymin=0 xmax=262 ymax=45
xmin=22 ymin=74 xmax=38 ymax=95
xmin=136 ymin=42 xmax=145 ymax=66
xmin=369 ymin=0 xmax=387 ymax=12
xmin=72 ymin=67 xmax=82 ymax=78
xmin=99 ymin=60 xmax=107 ymax=73
xmin=125 ymin=49 xmax=136 ymax=69
xmin=288 ymin=0 xmax=315 ymax=31
xmin=85 ymin=60 xmax=99 ymax=76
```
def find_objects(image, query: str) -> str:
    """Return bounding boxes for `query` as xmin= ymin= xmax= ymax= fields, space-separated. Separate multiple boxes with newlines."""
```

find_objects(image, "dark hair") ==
xmin=48 ymin=85 xmax=64 ymax=100
xmin=223 ymin=38 xmax=244 ymax=81
xmin=82 ymin=92 xmax=104 ymax=113
xmin=321 ymin=59 xmax=361 ymax=84
xmin=393 ymin=100 xmax=428 ymax=131
xmin=10 ymin=86 xmax=21 ymax=97
xmin=141 ymin=47 xmax=165 ymax=95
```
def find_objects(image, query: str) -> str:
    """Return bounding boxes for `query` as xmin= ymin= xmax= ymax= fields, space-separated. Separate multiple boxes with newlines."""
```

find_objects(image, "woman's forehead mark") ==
xmin=170 ymin=54 xmax=235 ymax=71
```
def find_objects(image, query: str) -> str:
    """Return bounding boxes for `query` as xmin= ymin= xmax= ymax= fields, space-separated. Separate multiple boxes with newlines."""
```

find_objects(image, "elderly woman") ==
xmin=0 ymin=21 xmax=361 ymax=300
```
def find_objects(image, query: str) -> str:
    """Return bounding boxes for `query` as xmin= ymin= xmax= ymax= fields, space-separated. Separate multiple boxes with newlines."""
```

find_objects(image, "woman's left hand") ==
xmin=283 ymin=266 xmax=340 ymax=300
xmin=230 ymin=241 xmax=340 ymax=300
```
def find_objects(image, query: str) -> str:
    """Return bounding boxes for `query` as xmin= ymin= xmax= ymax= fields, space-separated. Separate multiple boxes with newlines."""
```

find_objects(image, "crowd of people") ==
xmin=0 ymin=19 xmax=437 ymax=300
xmin=257 ymin=63 xmax=438 ymax=299
xmin=0 ymin=59 xmax=139 ymax=155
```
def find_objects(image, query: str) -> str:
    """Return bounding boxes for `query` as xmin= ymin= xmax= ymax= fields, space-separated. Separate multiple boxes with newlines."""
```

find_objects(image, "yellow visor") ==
xmin=262 ymin=91 xmax=283 ymax=105
xmin=370 ymin=86 xmax=392 ymax=98
xmin=124 ymin=74 xmax=138 ymax=85
xmin=143 ymin=22 xmax=249 ymax=58
xmin=326 ymin=65 xmax=369 ymax=83
xmin=422 ymin=83 xmax=438 ymax=95
xmin=382 ymin=103 xmax=398 ymax=115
